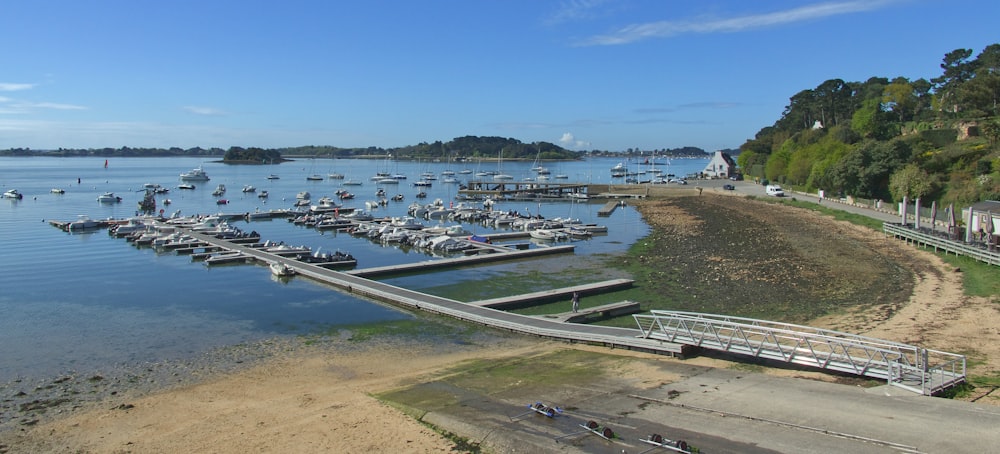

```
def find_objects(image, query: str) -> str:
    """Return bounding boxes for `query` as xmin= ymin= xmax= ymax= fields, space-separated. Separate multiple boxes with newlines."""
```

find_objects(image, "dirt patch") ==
xmin=626 ymin=195 xmax=914 ymax=323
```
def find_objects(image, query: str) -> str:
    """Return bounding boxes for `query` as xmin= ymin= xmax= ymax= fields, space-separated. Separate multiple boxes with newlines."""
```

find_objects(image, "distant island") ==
xmin=1 ymin=136 xmax=718 ymax=163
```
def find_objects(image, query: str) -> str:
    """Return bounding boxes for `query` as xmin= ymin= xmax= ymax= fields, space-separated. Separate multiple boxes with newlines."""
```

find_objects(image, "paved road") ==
xmin=424 ymin=347 xmax=1000 ymax=454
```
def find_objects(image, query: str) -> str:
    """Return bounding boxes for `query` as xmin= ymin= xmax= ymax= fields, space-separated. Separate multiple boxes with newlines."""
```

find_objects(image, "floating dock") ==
xmin=597 ymin=201 xmax=622 ymax=216
xmin=468 ymin=279 xmax=635 ymax=309
xmin=346 ymin=245 xmax=575 ymax=278
xmin=542 ymin=300 xmax=642 ymax=323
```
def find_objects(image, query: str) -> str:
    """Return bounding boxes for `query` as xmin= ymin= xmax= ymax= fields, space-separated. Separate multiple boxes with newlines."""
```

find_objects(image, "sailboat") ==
xmin=493 ymin=148 xmax=513 ymax=181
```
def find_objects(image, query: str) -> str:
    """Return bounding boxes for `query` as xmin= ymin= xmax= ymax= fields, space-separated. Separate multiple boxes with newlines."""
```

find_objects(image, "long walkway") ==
xmin=181 ymin=228 xmax=686 ymax=356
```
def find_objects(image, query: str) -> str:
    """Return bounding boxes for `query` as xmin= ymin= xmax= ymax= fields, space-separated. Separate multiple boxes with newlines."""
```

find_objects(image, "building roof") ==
xmin=969 ymin=200 xmax=1000 ymax=212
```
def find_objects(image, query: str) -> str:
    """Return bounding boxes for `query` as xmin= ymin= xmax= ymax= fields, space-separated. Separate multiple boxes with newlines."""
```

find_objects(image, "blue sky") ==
xmin=2 ymin=0 xmax=998 ymax=152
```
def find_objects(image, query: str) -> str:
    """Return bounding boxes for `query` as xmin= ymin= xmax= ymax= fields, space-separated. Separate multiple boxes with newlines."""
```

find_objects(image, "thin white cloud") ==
xmin=0 ymin=83 xmax=35 ymax=91
xmin=183 ymin=106 xmax=227 ymax=116
xmin=547 ymin=0 xmax=610 ymax=25
xmin=579 ymin=0 xmax=895 ymax=46
xmin=14 ymin=101 xmax=87 ymax=110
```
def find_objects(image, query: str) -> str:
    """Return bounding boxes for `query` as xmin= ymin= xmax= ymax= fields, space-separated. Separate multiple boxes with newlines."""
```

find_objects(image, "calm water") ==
xmin=0 ymin=155 xmax=707 ymax=383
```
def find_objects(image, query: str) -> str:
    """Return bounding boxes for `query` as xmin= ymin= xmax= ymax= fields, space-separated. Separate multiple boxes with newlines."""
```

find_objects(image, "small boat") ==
xmin=296 ymin=191 xmax=311 ymax=200
xmin=257 ymin=190 xmax=269 ymax=198
xmin=163 ymin=199 xmax=172 ymax=205
xmin=3 ymin=189 xmax=24 ymax=199
xmin=97 ymin=192 xmax=122 ymax=203
xmin=50 ymin=188 xmax=65 ymax=194
xmin=216 ymin=199 xmax=229 ymax=205
xmin=342 ymin=179 xmax=363 ymax=186
xmin=212 ymin=184 xmax=226 ymax=196
xmin=242 ymin=185 xmax=256 ymax=193
xmin=266 ymin=174 xmax=280 ymax=180
xmin=67 ymin=215 xmax=101 ymax=231
xmin=413 ymin=180 xmax=432 ymax=187
xmin=180 ymin=165 xmax=210 ymax=181
xmin=328 ymin=173 xmax=345 ymax=180
xmin=269 ymin=262 xmax=295 ymax=277
xmin=178 ymin=183 xmax=196 ymax=190
xmin=306 ymin=174 xmax=324 ymax=181
xmin=530 ymin=229 xmax=567 ymax=241
xmin=204 ymin=251 xmax=247 ymax=266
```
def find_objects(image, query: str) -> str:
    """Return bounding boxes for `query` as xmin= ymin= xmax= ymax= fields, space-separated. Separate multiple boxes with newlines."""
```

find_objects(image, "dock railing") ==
xmin=883 ymin=223 xmax=1000 ymax=266
xmin=634 ymin=310 xmax=966 ymax=395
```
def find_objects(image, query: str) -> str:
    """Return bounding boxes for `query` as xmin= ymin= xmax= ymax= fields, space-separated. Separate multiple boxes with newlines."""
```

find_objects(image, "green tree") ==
xmin=882 ymin=77 xmax=917 ymax=123
xmin=932 ymin=48 xmax=975 ymax=115
xmin=851 ymin=98 xmax=892 ymax=139
xmin=981 ymin=119 xmax=1000 ymax=146
xmin=889 ymin=163 xmax=936 ymax=201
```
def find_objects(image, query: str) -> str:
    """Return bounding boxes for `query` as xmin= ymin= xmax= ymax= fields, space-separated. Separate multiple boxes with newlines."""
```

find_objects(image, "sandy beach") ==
xmin=4 ymin=191 xmax=1000 ymax=453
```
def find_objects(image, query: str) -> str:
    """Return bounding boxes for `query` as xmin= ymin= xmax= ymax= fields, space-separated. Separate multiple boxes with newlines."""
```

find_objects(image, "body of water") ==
xmin=0 ymin=155 xmax=708 ymax=384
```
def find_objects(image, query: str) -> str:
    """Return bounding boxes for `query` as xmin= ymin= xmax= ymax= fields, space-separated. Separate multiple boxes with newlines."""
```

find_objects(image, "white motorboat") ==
xmin=204 ymin=251 xmax=247 ymax=266
xmin=96 ymin=192 xmax=122 ymax=203
xmin=296 ymin=191 xmax=311 ymax=200
xmin=328 ymin=173 xmax=345 ymax=180
xmin=212 ymin=184 xmax=226 ymax=196
xmin=269 ymin=262 xmax=295 ymax=277
xmin=51 ymin=188 xmax=66 ymax=194
xmin=530 ymin=229 xmax=567 ymax=241
xmin=3 ymin=189 xmax=23 ymax=199
xmin=110 ymin=218 xmax=147 ymax=236
xmin=342 ymin=210 xmax=374 ymax=221
xmin=180 ymin=165 xmax=210 ymax=181
xmin=242 ymin=185 xmax=256 ymax=193
xmin=67 ymin=215 xmax=101 ymax=231
xmin=310 ymin=196 xmax=341 ymax=214
xmin=342 ymin=179 xmax=363 ymax=186
xmin=266 ymin=174 xmax=280 ymax=180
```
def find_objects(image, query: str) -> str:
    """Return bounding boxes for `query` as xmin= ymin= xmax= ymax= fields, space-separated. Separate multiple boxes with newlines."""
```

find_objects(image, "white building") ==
xmin=702 ymin=151 xmax=736 ymax=178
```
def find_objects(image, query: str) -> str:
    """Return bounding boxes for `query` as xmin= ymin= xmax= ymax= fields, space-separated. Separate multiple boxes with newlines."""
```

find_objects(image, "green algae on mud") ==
xmin=376 ymin=349 xmax=627 ymax=411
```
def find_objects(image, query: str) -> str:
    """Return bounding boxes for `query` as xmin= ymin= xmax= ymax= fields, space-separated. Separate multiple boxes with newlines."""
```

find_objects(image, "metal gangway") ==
xmin=634 ymin=310 xmax=966 ymax=395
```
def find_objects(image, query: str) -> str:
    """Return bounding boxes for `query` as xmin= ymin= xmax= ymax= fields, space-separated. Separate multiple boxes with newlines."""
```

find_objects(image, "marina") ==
xmin=1 ymin=155 xmax=710 ymax=386
xmin=97 ymin=217 xmax=688 ymax=356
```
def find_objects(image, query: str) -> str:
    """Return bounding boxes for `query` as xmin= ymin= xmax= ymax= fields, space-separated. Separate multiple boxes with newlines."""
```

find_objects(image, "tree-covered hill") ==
xmin=740 ymin=43 xmax=1000 ymax=206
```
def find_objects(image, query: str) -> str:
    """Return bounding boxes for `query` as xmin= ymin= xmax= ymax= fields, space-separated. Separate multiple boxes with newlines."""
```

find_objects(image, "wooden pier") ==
xmin=467 ymin=279 xmax=635 ymax=309
xmin=346 ymin=245 xmax=575 ymax=278
xmin=542 ymin=300 xmax=642 ymax=323
xmin=171 ymin=227 xmax=687 ymax=357
xmin=597 ymin=201 xmax=622 ymax=216
xmin=459 ymin=181 xmax=589 ymax=200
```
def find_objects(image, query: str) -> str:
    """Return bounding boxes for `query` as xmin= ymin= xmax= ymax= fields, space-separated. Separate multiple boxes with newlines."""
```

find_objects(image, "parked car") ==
xmin=723 ymin=184 xmax=735 ymax=191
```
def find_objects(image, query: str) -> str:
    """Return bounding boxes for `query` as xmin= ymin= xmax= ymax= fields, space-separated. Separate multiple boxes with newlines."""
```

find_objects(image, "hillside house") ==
xmin=703 ymin=151 xmax=736 ymax=178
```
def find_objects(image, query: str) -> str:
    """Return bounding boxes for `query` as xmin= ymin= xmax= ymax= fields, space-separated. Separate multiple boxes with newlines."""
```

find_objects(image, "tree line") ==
xmin=739 ymin=43 xmax=1000 ymax=206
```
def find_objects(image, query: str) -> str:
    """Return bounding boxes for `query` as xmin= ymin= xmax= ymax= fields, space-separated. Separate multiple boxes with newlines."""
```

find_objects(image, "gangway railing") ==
xmin=884 ymin=223 xmax=1000 ymax=266
xmin=634 ymin=311 xmax=966 ymax=395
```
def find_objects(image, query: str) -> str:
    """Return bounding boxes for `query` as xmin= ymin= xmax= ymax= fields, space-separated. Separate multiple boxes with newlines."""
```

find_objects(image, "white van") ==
xmin=765 ymin=185 xmax=785 ymax=197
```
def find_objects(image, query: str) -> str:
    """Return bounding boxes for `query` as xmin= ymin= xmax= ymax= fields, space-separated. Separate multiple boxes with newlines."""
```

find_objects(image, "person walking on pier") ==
xmin=571 ymin=292 xmax=580 ymax=313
